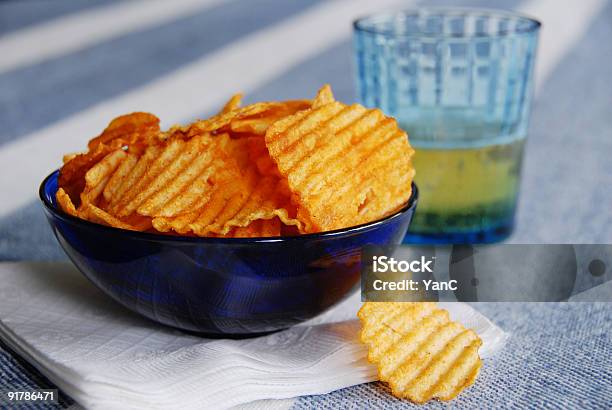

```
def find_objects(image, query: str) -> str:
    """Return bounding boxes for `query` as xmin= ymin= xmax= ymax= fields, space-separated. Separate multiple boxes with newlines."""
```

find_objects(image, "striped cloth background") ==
xmin=0 ymin=0 xmax=610 ymax=408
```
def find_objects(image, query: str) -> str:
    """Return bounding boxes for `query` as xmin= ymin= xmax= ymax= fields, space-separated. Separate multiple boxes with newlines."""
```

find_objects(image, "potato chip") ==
xmin=186 ymin=102 xmax=280 ymax=137
xmin=59 ymin=113 xmax=160 ymax=205
xmin=218 ymin=93 xmax=243 ymax=114
xmin=358 ymin=302 xmax=482 ymax=403
xmin=273 ymin=100 xmax=312 ymax=112
xmin=62 ymin=152 xmax=80 ymax=164
xmin=119 ymin=212 xmax=154 ymax=231
xmin=110 ymin=134 xmax=216 ymax=217
xmin=204 ymin=171 xmax=295 ymax=234
xmin=226 ymin=135 xmax=281 ymax=177
xmin=103 ymin=153 xmax=139 ymax=202
xmin=80 ymin=149 xmax=127 ymax=207
xmin=151 ymin=159 xmax=300 ymax=236
xmin=58 ymin=139 xmax=125 ymax=205
xmin=55 ymin=85 xmax=416 ymax=237
xmin=70 ymin=127 xmax=300 ymax=236
xmin=260 ymin=217 xmax=281 ymax=237
xmin=231 ymin=217 xmax=281 ymax=238
xmin=106 ymin=145 xmax=163 ymax=210
xmin=189 ymin=170 xmax=299 ymax=235
xmin=230 ymin=117 xmax=278 ymax=135
xmin=219 ymin=135 xmax=252 ymax=171
xmin=265 ymin=100 xmax=415 ymax=232
xmin=82 ymin=204 xmax=150 ymax=232
xmin=186 ymin=100 xmax=311 ymax=138
xmin=152 ymin=134 xmax=299 ymax=236
xmin=87 ymin=112 xmax=160 ymax=150
xmin=229 ymin=100 xmax=311 ymax=136
xmin=56 ymin=187 xmax=78 ymax=217
xmin=231 ymin=222 xmax=257 ymax=238
xmin=152 ymin=168 xmax=242 ymax=235
xmin=312 ymin=84 xmax=334 ymax=108
xmin=136 ymin=147 xmax=216 ymax=216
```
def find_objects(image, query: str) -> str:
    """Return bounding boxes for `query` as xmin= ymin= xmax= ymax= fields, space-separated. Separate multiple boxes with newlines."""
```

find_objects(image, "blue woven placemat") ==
xmin=0 ymin=339 xmax=74 ymax=409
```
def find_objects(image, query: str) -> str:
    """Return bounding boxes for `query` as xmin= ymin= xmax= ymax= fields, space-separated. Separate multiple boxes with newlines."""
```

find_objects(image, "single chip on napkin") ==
xmin=358 ymin=302 xmax=482 ymax=403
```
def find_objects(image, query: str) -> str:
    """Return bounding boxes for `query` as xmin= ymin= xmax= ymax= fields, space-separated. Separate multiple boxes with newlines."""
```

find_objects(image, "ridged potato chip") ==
xmin=56 ymin=187 xmax=78 ymax=217
xmin=259 ymin=218 xmax=281 ymax=237
xmin=62 ymin=152 xmax=80 ymax=164
xmin=56 ymin=85 xmax=416 ymax=237
xmin=204 ymin=170 xmax=298 ymax=235
xmin=97 ymin=133 xmax=301 ymax=237
xmin=152 ymin=178 xmax=237 ymax=234
xmin=59 ymin=113 xmax=161 ymax=206
xmin=218 ymin=93 xmax=243 ymax=114
xmin=230 ymin=117 xmax=279 ymax=135
xmin=80 ymin=149 xmax=127 ymax=207
xmin=312 ymin=83 xmax=334 ymax=108
xmin=265 ymin=96 xmax=415 ymax=232
xmin=231 ymin=217 xmax=281 ymax=238
xmin=185 ymin=102 xmax=282 ymax=136
xmin=109 ymin=134 xmax=217 ymax=217
xmin=183 ymin=100 xmax=311 ymax=138
xmin=55 ymin=149 xmax=153 ymax=232
xmin=105 ymin=145 xmax=163 ymax=211
xmin=227 ymin=135 xmax=281 ymax=177
xmin=154 ymin=166 xmax=299 ymax=237
xmin=82 ymin=203 xmax=150 ymax=232
xmin=229 ymin=100 xmax=311 ymax=136
xmin=58 ymin=140 xmax=124 ymax=206
xmin=87 ymin=112 xmax=161 ymax=150
xmin=102 ymin=153 xmax=139 ymax=203
xmin=358 ymin=302 xmax=482 ymax=403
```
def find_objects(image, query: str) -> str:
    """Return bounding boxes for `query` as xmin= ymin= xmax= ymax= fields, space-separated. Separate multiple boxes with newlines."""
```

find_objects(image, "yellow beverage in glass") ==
xmin=400 ymin=114 xmax=527 ymax=242
xmin=410 ymin=138 xmax=525 ymax=235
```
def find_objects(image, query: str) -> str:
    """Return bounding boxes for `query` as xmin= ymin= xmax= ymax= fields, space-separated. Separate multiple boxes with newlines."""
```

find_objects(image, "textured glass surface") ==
xmin=354 ymin=8 xmax=540 ymax=243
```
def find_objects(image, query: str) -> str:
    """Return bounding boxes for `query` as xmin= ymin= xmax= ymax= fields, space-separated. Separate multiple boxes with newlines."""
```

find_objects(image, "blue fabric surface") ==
xmin=0 ymin=0 xmax=322 ymax=145
xmin=0 ymin=0 xmax=611 ymax=408
xmin=0 ymin=0 xmax=116 ymax=36
xmin=510 ymin=0 xmax=612 ymax=244
xmin=0 ymin=339 xmax=73 ymax=409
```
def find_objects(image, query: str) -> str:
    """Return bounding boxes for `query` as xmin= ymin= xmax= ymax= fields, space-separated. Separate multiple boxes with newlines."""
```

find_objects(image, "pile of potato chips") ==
xmin=358 ymin=302 xmax=482 ymax=403
xmin=56 ymin=85 xmax=415 ymax=237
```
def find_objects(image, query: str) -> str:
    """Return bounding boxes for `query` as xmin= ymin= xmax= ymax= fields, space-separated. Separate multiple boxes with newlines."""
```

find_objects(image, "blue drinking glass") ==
xmin=354 ymin=8 xmax=540 ymax=243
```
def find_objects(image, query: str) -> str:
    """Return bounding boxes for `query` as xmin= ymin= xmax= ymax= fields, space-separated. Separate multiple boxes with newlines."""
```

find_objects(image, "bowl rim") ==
xmin=40 ymin=170 xmax=418 ymax=244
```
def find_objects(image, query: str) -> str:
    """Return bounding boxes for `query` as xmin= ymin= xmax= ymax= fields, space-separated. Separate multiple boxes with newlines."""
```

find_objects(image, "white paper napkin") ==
xmin=0 ymin=262 xmax=507 ymax=409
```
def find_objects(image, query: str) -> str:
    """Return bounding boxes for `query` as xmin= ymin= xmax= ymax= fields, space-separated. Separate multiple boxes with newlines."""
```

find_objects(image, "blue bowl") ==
xmin=40 ymin=170 xmax=418 ymax=336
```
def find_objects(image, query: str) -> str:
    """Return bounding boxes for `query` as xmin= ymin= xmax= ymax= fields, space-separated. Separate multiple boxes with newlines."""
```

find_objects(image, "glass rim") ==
xmin=353 ymin=7 xmax=541 ymax=39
